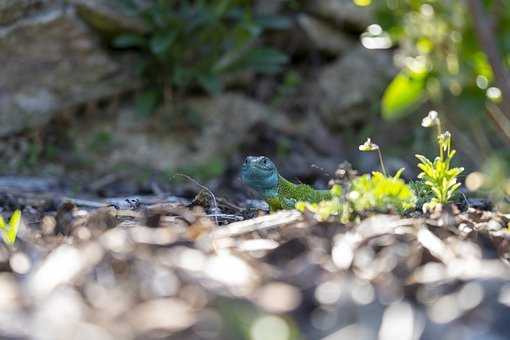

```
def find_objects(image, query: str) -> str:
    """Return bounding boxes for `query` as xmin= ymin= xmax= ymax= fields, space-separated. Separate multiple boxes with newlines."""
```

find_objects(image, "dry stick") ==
xmin=212 ymin=210 xmax=302 ymax=239
xmin=173 ymin=173 xmax=219 ymax=225
xmin=466 ymin=0 xmax=510 ymax=120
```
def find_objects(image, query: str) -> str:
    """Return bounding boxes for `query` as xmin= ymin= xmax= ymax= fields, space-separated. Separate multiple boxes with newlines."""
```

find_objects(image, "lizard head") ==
xmin=241 ymin=156 xmax=279 ymax=195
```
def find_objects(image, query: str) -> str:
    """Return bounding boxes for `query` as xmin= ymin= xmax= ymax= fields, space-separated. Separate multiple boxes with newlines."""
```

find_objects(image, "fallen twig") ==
xmin=173 ymin=173 xmax=220 ymax=225
xmin=212 ymin=210 xmax=302 ymax=239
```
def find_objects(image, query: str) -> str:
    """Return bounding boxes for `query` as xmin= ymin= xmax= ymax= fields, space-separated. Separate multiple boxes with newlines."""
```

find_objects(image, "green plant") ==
xmin=297 ymin=137 xmax=416 ymax=221
xmin=369 ymin=1 xmax=484 ymax=118
xmin=353 ymin=138 xmax=416 ymax=214
xmin=114 ymin=0 xmax=289 ymax=115
xmin=296 ymin=171 xmax=416 ymax=222
xmin=0 ymin=210 xmax=21 ymax=245
xmin=409 ymin=179 xmax=434 ymax=210
xmin=415 ymin=112 xmax=464 ymax=211
xmin=348 ymin=170 xmax=416 ymax=214
xmin=365 ymin=1 xmax=510 ymax=152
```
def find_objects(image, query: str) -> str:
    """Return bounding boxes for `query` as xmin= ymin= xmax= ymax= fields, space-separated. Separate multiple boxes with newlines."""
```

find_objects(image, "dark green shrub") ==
xmin=114 ymin=0 xmax=289 ymax=115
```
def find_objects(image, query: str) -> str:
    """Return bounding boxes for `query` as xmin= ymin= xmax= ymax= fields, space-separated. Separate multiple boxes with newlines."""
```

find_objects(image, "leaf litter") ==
xmin=0 ymin=182 xmax=510 ymax=340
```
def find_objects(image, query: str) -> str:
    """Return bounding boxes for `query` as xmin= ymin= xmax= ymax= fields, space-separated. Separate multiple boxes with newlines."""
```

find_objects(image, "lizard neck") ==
xmin=247 ymin=171 xmax=279 ymax=199
xmin=260 ymin=175 xmax=281 ymax=199
xmin=277 ymin=174 xmax=296 ymax=192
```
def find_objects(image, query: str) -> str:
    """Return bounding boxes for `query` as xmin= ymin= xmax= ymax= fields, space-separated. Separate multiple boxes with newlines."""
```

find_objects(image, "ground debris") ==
xmin=0 ymin=197 xmax=509 ymax=340
xmin=212 ymin=210 xmax=302 ymax=239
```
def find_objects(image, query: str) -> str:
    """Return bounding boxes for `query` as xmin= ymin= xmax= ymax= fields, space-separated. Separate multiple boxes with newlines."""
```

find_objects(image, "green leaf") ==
xmin=382 ymin=71 xmax=427 ymax=120
xmin=2 ymin=210 xmax=21 ymax=245
xmin=431 ymin=187 xmax=442 ymax=199
xmin=213 ymin=0 xmax=231 ymax=17
xmin=113 ymin=34 xmax=146 ymax=48
xmin=393 ymin=168 xmax=405 ymax=179
xmin=135 ymin=90 xmax=161 ymax=117
xmin=330 ymin=184 xmax=343 ymax=197
xmin=447 ymin=183 xmax=461 ymax=197
xmin=216 ymin=48 xmax=288 ymax=74
xmin=150 ymin=31 xmax=177 ymax=56
xmin=198 ymin=74 xmax=222 ymax=95
xmin=415 ymin=154 xmax=432 ymax=166
xmin=244 ymin=48 xmax=288 ymax=73
xmin=417 ymin=164 xmax=434 ymax=178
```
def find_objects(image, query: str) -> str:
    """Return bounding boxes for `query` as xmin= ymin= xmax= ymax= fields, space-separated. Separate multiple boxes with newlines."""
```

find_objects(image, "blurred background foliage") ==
xmin=110 ymin=0 xmax=510 ymax=155
xmin=113 ymin=0 xmax=290 ymax=115
xmin=2 ymin=0 xmax=510 ymax=206
xmin=375 ymin=0 xmax=509 ymax=143
xmin=370 ymin=0 xmax=510 ymax=209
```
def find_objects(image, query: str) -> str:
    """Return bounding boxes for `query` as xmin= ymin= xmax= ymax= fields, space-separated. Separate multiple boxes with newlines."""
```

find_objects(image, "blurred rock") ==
xmin=0 ymin=176 xmax=58 ymax=192
xmin=304 ymin=0 xmax=374 ymax=31
xmin=127 ymin=298 xmax=195 ymax=335
xmin=311 ymin=47 xmax=395 ymax=128
xmin=255 ymin=282 xmax=302 ymax=313
xmin=297 ymin=14 xmax=355 ymax=55
xmin=205 ymin=252 xmax=258 ymax=295
xmin=0 ymin=9 xmax=136 ymax=137
xmin=31 ymin=286 xmax=88 ymax=340
xmin=189 ymin=94 xmax=288 ymax=160
xmin=29 ymin=243 xmax=104 ymax=298
xmin=0 ymin=0 xmax=51 ymax=25
xmin=72 ymin=93 xmax=286 ymax=172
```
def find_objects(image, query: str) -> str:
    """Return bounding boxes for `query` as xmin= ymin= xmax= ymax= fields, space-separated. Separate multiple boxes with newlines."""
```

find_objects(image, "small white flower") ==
xmin=437 ymin=131 xmax=451 ymax=147
xmin=438 ymin=131 xmax=451 ymax=141
xmin=359 ymin=138 xmax=379 ymax=152
xmin=421 ymin=110 xmax=440 ymax=128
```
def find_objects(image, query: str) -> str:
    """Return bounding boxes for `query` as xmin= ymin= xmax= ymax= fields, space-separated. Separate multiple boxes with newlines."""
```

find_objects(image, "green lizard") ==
xmin=241 ymin=156 xmax=331 ymax=211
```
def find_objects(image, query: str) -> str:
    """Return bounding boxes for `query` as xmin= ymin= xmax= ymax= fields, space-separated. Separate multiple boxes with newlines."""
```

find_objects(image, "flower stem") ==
xmin=377 ymin=149 xmax=387 ymax=177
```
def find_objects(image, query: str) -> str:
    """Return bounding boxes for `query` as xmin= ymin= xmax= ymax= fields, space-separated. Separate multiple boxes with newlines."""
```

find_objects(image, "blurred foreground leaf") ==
xmin=0 ymin=210 xmax=21 ymax=245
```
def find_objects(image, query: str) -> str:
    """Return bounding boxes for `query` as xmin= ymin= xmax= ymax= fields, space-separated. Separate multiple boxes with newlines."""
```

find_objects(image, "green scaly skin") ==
xmin=241 ymin=156 xmax=331 ymax=211
xmin=267 ymin=175 xmax=332 ymax=210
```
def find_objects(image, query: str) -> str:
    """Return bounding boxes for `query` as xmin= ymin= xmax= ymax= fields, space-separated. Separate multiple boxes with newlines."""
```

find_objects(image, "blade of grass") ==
xmin=2 ymin=210 xmax=21 ymax=245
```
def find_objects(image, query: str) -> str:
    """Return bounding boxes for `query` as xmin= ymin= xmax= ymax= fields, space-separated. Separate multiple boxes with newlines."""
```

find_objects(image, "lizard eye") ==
xmin=262 ymin=158 xmax=268 ymax=165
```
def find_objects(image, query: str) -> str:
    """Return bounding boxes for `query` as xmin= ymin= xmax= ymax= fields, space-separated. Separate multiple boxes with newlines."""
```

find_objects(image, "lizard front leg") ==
xmin=281 ymin=197 xmax=297 ymax=209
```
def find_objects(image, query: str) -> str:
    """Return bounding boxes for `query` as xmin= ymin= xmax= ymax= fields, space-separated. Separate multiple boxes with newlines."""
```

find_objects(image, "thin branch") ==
xmin=172 ymin=173 xmax=219 ymax=225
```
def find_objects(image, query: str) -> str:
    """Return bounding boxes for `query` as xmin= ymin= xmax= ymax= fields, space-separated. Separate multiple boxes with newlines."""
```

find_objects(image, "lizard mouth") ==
xmin=251 ymin=164 xmax=272 ymax=172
